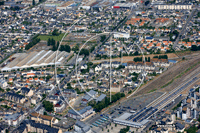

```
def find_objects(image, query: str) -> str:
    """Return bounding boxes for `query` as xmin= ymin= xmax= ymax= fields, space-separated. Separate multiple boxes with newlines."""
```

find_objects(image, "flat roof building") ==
xmin=1 ymin=50 xmax=72 ymax=71
xmin=113 ymin=112 xmax=149 ymax=128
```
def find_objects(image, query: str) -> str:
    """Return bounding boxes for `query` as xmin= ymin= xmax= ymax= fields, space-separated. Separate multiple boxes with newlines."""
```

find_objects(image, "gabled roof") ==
xmin=68 ymin=106 xmax=92 ymax=116
xmin=96 ymin=94 xmax=106 ymax=102
xmin=75 ymin=121 xmax=90 ymax=133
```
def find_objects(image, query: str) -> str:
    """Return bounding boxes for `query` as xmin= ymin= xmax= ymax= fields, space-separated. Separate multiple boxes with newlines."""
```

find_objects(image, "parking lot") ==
xmin=107 ymin=91 xmax=164 ymax=118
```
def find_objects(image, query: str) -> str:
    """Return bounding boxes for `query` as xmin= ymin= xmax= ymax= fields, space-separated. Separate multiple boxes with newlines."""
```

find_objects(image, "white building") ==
xmin=4 ymin=112 xmax=24 ymax=126
xmin=67 ymin=106 xmax=93 ymax=120
xmin=0 ymin=79 xmax=7 ymax=88
xmin=75 ymin=121 xmax=92 ymax=133
xmin=157 ymin=4 xmax=192 ymax=10
xmin=114 ymin=32 xmax=130 ymax=39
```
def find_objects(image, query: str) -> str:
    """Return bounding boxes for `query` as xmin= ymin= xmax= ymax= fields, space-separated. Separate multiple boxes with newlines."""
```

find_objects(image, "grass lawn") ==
xmin=37 ymin=33 xmax=67 ymax=41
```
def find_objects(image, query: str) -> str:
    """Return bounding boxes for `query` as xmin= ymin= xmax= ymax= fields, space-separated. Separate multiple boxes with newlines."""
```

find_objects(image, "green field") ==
xmin=37 ymin=33 xmax=67 ymax=41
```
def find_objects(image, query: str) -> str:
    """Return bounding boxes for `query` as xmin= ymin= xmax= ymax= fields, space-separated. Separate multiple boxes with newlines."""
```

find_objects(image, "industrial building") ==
xmin=113 ymin=112 xmax=149 ymax=128
xmin=112 ymin=3 xmax=136 ymax=9
xmin=156 ymin=4 xmax=192 ymax=10
xmin=56 ymin=1 xmax=75 ymax=10
xmin=1 ymin=50 xmax=72 ymax=71
xmin=114 ymin=32 xmax=130 ymax=39
xmin=78 ymin=0 xmax=97 ymax=10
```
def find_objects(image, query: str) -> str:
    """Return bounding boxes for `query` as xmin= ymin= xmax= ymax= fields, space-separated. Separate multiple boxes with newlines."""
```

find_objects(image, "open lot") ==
xmin=106 ymin=91 xmax=164 ymax=119
xmin=37 ymin=33 xmax=66 ymax=41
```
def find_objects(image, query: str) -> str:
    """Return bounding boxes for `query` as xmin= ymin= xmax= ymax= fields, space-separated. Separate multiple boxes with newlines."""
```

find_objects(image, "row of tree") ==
xmin=133 ymin=56 xmax=151 ymax=62
xmin=191 ymin=45 xmax=200 ymax=51
xmin=25 ymin=35 xmax=40 ymax=50
xmin=47 ymin=38 xmax=71 ymax=52
xmin=88 ymin=92 xmax=125 ymax=112
xmin=80 ymin=48 xmax=89 ymax=56
xmin=153 ymin=55 xmax=168 ymax=59
xmin=133 ymin=57 xmax=142 ymax=62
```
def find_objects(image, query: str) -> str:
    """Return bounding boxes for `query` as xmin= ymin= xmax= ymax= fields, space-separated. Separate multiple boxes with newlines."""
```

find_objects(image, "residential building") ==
xmin=74 ymin=121 xmax=91 ymax=133
xmin=67 ymin=106 xmax=93 ymax=120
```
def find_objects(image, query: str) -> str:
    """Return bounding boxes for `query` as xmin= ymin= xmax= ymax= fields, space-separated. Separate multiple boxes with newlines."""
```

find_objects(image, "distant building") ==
xmin=4 ymin=92 xmax=25 ymax=104
xmin=112 ymin=3 xmax=136 ymax=9
xmin=63 ymin=89 xmax=77 ymax=98
xmin=0 ymin=79 xmax=7 ymax=88
xmin=78 ymin=0 xmax=97 ymax=10
xmin=114 ymin=32 xmax=130 ymax=39
xmin=56 ymin=1 xmax=74 ymax=10
xmin=156 ymin=4 xmax=192 ymax=10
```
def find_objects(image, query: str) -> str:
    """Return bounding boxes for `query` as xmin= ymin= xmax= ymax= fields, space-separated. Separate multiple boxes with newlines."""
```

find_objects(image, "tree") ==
xmin=25 ymin=36 xmax=40 ymax=50
xmin=80 ymin=49 xmax=89 ymax=56
xmin=148 ymin=57 xmax=150 ymax=62
xmin=72 ymin=45 xmax=79 ymax=53
xmin=52 ymin=29 xmax=60 ymax=36
xmin=57 ymin=41 xmax=59 ymax=50
xmin=134 ymin=57 xmax=142 ymax=62
xmin=134 ymin=51 xmax=139 ymax=56
xmin=43 ymin=101 xmax=54 ymax=112
xmin=191 ymin=45 xmax=198 ymax=51
xmin=100 ymin=35 xmax=106 ymax=42
xmin=0 ymin=1 xmax=4 ymax=5
xmin=119 ymin=126 xmax=130 ymax=133
xmin=32 ymin=0 xmax=35 ymax=5
xmin=43 ymin=111 xmax=47 ymax=115
xmin=47 ymin=38 xmax=51 ymax=46
xmin=60 ymin=45 xmax=71 ymax=52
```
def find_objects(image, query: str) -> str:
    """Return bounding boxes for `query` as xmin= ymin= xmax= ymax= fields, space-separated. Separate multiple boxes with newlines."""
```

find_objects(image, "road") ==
xmin=173 ymin=8 xmax=197 ymax=49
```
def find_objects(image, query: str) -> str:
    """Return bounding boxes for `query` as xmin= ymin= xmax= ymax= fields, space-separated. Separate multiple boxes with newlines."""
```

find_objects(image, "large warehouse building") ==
xmin=1 ymin=50 xmax=72 ymax=71
xmin=78 ymin=0 xmax=97 ymax=10
xmin=113 ymin=113 xmax=149 ymax=128
xmin=112 ymin=3 xmax=136 ymax=9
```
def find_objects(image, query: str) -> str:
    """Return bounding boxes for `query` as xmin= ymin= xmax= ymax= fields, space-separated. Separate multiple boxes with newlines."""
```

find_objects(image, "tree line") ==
xmin=133 ymin=57 xmax=150 ymax=62
xmin=191 ymin=45 xmax=200 ymax=51
xmin=47 ymin=38 xmax=71 ymax=52
xmin=88 ymin=92 xmax=125 ymax=112
xmin=25 ymin=35 xmax=40 ymax=50
xmin=153 ymin=55 xmax=168 ymax=59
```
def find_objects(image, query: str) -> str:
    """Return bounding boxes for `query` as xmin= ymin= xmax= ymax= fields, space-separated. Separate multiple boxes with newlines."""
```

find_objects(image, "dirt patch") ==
xmin=92 ymin=53 xmax=178 ymax=63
